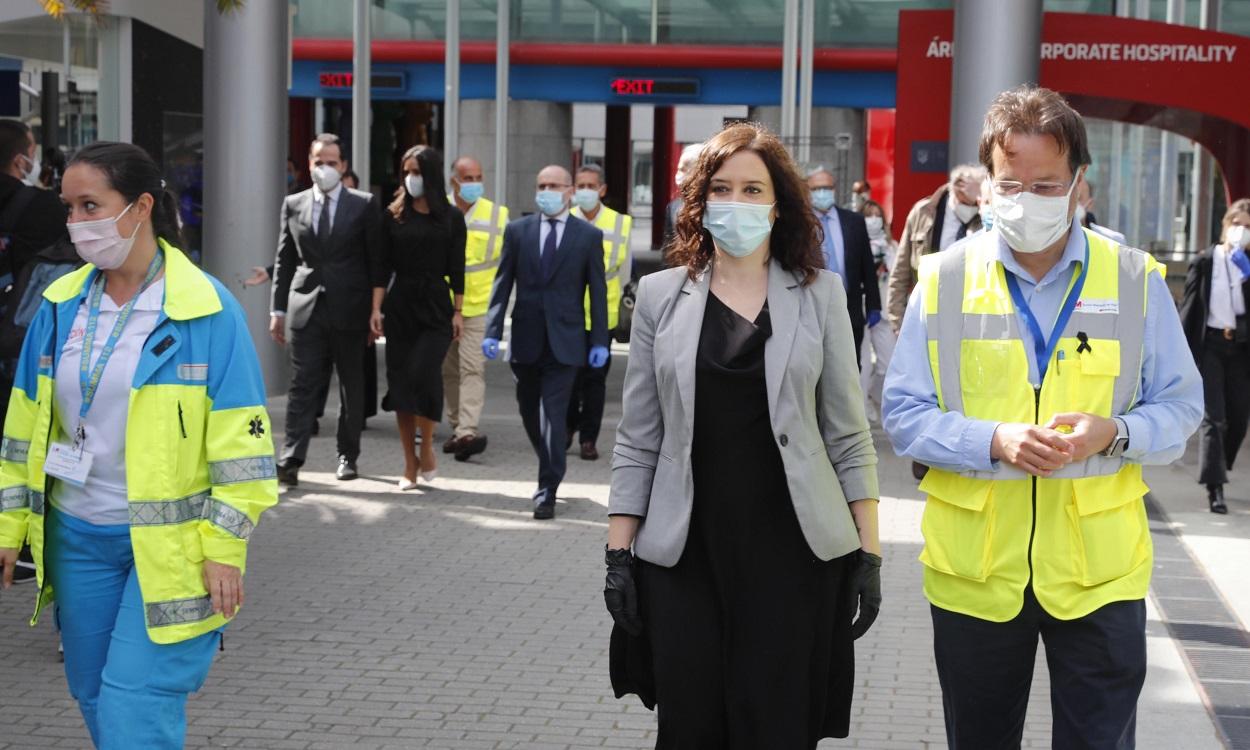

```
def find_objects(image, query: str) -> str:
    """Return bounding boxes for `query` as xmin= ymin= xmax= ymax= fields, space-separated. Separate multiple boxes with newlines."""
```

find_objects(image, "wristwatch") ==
xmin=1101 ymin=417 xmax=1129 ymax=458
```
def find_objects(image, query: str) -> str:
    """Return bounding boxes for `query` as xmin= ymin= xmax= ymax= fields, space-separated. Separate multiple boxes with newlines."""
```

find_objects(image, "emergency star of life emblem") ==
xmin=249 ymin=417 xmax=265 ymax=439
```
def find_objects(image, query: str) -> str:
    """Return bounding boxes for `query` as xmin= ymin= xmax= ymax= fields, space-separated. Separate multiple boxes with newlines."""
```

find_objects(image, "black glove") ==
xmin=849 ymin=550 xmax=882 ymax=640
xmin=604 ymin=547 xmax=643 ymax=636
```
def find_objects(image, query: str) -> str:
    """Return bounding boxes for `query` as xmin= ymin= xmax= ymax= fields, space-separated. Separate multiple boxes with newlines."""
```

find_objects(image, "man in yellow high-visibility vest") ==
xmin=882 ymin=86 xmax=1203 ymax=749
xmin=567 ymin=163 xmax=631 ymax=461
xmin=441 ymin=156 xmax=508 ymax=461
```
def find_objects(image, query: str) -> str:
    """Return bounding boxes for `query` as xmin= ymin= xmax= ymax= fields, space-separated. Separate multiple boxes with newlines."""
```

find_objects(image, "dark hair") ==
xmin=68 ymin=141 xmax=183 ymax=248
xmin=343 ymin=170 xmax=360 ymax=189
xmin=388 ymin=145 xmax=450 ymax=223
xmin=979 ymin=85 xmax=1091 ymax=177
xmin=309 ymin=132 xmax=343 ymax=159
xmin=669 ymin=122 xmax=824 ymax=285
xmin=0 ymin=120 xmax=32 ymax=172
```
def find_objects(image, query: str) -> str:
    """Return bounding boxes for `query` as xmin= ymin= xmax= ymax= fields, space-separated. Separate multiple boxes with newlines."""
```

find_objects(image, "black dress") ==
xmin=638 ymin=291 xmax=856 ymax=749
xmin=381 ymin=207 xmax=466 ymax=420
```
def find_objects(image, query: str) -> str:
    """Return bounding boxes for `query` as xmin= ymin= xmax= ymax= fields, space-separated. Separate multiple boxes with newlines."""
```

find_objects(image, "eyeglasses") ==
xmin=992 ymin=175 xmax=1077 ymax=199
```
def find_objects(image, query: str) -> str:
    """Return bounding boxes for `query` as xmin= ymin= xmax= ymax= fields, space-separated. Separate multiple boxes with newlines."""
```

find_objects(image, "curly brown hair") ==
xmin=668 ymin=122 xmax=825 ymax=285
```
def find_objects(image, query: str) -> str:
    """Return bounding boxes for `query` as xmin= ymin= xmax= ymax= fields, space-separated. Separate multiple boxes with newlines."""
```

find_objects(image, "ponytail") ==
xmin=154 ymin=188 xmax=184 ymax=249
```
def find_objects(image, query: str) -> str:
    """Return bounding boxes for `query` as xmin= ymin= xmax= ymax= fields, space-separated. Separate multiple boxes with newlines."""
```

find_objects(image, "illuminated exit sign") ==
xmin=318 ymin=71 xmax=406 ymax=90
xmin=610 ymin=77 xmax=700 ymax=98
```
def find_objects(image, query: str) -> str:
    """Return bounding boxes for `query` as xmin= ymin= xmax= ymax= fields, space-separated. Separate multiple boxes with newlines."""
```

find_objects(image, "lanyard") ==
xmin=1003 ymin=235 xmax=1090 ymax=385
xmin=79 ymin=252 xmax=164 ymax=420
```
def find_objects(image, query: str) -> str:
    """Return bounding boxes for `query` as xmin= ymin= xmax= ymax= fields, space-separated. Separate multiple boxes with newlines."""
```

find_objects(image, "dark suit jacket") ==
xmin=486 ymin=213 xmax=608 ymax=366
xmin=1180 ymin=246 xmax=1250 ymax=361
xmin=829 ymin=206 xmax=882 ymax=334
xmin=272 ymin=186 xmax=385 ymax=331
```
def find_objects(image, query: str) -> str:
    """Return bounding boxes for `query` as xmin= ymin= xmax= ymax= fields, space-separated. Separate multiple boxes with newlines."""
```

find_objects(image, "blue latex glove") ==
xmin=1231 ymin=248 xmax=1250 ymax=280
xmin=866 ymin=310 xmax=882 ymax=328
xmin=588 ymin=345 xmax=610 ymax=368
xmin=482 ymin=337 xmax=500 ymax=360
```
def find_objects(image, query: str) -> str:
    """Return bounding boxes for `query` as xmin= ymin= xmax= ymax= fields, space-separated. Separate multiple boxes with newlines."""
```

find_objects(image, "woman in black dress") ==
xmin=604 ymin=123 xmax=882 ymax=748
xmin=373 ymin=146 xmax=466 ymax=489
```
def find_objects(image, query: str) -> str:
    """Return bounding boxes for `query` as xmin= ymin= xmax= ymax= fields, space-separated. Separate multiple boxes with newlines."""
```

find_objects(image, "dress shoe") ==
xmin=443 ymin=436 xmax=463 ymax=454
xmin=397 ymin=477 xmax=419 ymax=491
xmin=912 ymin=461 xmax=929 ymax=481
xmin=1209 ymin=484 xmax=1228 ymax=514
xmin=533 ymin=497 xmax=556 ymax=520
xmin=580 ymin=442 xmax=599 ymax=461
xmin=420 ymin=468 xmax=438 ymax=483
xmin=454 ymin=434 xmax=488 ymax=462
xmin=336 ymin=458 xmax=358 ymax=481
xmin=276 ymin=462 xmax=300 ymax=487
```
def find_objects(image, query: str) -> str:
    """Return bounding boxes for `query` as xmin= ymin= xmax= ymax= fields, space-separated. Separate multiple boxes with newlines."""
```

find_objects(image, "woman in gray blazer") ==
xmin=603 ymin=123 xmax=882 ymax=747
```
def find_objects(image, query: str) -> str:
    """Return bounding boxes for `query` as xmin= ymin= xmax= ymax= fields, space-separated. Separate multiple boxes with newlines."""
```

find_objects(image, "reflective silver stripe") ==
xmin=0 ymin=486 xmax=28 ymax=512
xmin=1111 ymin=249 xmax=1149 ymax=415
xmin=0 ymin=437 xmax=29 ymax=463
xmin=960 ymin=454 xmax=1125 ymax=481
xmin=29 ymin=490 xmax=44 ymax=515
xmin=202 ymin=497 xmax=254 ymax=540
xmin=465 ymin=202 xmax=504 ymax=274
xmin=147 ymin=595 xmax=215 ymax=628
xmin=130 ymin=491 xmax=209 ymax=527
xmin=209 ymin=456 xmax=277 ymax=485
xmin=931 ymin=247 xmax=969 ymax=414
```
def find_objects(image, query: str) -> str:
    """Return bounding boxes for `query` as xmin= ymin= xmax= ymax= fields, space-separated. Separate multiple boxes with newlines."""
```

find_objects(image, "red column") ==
xmin=651 ymin=106 xmax=676 ymax=250
xmin=288 ymin=98 xmax=315 ymax=185
xmin=604 ymin=105 xmax=632 ymax=213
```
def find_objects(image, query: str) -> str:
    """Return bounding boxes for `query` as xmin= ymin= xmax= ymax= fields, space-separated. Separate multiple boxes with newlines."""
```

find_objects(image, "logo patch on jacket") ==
xmin=178 ymin=364 xmax=209 ymax=382
xmin=248 ymin=416 xmax=265 ymax=439
xmin=1073 ymin=299 xmax=1118 ymax=314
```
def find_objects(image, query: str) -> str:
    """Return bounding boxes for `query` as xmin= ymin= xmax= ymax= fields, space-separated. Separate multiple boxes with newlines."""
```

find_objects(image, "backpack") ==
xmin=0 ymin=185 xmax=38 ymax=318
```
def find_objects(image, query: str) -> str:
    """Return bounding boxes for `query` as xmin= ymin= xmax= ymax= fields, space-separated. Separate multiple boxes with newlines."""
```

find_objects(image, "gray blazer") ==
xmin=609 ymin=260 xmax=879 ymax=567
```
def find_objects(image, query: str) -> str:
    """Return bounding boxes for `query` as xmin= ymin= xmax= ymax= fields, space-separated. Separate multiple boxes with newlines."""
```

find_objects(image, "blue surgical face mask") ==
xmin=980 ymin=204 xmax=994 ymax=230
xmin=458 ymin=181 xmax=484 ymax=204
xmin=574 ymin=188 xmax=601 ymax=213
xmin=811 ymin=188 xmax=836 ymax=212
xmin=535 ymin=189 xmax=567 ymax=216
xmin=702 ymin=201 xmax=775 ymax=258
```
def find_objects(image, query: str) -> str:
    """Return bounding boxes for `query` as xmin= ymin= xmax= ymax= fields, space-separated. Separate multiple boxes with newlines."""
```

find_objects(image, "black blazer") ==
xmin=272 ymin=186 xmax=385 ymax=331
xmin=486 ymin=213 xmax=608 ymax=367
xmin=831 ymin=206 xmax=882 ymax=332
xmin=1180 ymin=246 xmax=1250 ymax=360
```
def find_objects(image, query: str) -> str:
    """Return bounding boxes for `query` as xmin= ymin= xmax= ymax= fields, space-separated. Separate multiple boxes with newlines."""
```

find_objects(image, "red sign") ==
xmin=894 ymin=11 xmax=1250 ymax=237
xmin=319 ymin=72 xmax=353 ymax=88
xmin=610 ymin=77 xmax=700 ymax=97
xmin=612 ymin=78 xmax=655 ymax=95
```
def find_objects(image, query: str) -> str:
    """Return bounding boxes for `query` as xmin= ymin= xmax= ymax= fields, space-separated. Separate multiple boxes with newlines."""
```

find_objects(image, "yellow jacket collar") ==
xmin=43 ymin=238 xmax=223 ymax=321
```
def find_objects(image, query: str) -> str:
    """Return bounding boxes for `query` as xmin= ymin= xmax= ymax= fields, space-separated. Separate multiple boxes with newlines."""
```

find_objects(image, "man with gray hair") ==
xmin=886 ymin=163 xmax=987 ymax=334
xmin=661 ymin=142 xmax=705 ymax=254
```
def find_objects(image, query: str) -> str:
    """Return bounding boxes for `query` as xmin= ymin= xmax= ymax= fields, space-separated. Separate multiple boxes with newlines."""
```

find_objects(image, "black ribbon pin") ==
xmin=1075 ymin=331 xmax=1092 ymax=354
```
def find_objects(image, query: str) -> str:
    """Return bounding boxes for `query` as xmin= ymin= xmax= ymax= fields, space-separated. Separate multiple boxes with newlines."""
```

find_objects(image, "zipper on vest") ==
xmin=177 ymin=401 xmax=187 ymax=439
xmin=1027 ymin=385 xmax=1041 ymax=581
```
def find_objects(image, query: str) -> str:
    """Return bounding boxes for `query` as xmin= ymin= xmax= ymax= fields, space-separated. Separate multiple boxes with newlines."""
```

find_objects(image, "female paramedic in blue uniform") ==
xmin=0 ymin=141 xmax=278 ymax=749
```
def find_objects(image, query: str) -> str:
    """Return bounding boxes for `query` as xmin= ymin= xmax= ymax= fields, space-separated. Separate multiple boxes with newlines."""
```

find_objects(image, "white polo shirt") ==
xmin=52 ymin=278 xmax=165 ymax=526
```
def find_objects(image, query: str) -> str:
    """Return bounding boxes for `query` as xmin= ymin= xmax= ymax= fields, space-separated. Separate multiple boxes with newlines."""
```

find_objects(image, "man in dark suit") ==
xmin=806 ymin=165 xmax=882 ymax=363
xmin=271 ymin=133 xmax=385 ymax=485
xmin=482 ymin=165 xmax=609 ymax=519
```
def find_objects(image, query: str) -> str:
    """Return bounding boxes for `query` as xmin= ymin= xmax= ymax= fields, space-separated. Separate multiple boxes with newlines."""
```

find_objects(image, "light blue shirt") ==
xmin=881 ymin=221 xmax=1203 ymax=473
xmin=816 ymin=208 xmax=846 ymax=283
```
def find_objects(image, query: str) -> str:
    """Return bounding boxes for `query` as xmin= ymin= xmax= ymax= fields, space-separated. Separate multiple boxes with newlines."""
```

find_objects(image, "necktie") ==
xmin=317 ymin=195 xmax=331 ymax=238
xmin=541 ymin=219 xmax=558 ymax=278
xmin=823 ymin=214 xmax=841 ymax=277
xmin=955 ymin=220 xmax=969 ymax=241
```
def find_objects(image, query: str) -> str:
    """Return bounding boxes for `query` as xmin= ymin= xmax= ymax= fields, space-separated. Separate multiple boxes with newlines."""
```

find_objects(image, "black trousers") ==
xmin=567 ymin=333 xmax=611 ymax=445
xmin=510 ymin=338 xmax=578 ymax=496
xmin=1198 ymin=329 xmax=1250 ymax=487
xmin=932 ymin=589 xmax=1146 ymax=750
xmin=281 ymin=301 xmax=366 ymax=465
xmin=315 ymin=343 xmax=377 ymax=421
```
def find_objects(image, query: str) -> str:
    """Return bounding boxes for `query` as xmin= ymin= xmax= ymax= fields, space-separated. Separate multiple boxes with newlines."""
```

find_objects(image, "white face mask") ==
xmin=311 ymin=164 xmax=342 ymax=193
xmin=67 ymin=203 xmax=141 ymax=270
xmin=1227 ymin=225 xmax=1250 ymax=249
xmin=20 ymin=150 xmax=40 ymax=187
xmin=991 ymin=174 xmax=1080 ymax=255
xmin=864 ymin=216 xmax=885 ymax=237
xmin=953 ymin=200 xmax=979 ymax=224
xmin=404 ymin=174 xmax=424 ymax=199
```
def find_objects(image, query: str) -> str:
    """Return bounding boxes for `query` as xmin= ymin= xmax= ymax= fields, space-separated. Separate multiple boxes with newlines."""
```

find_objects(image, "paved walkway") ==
xmin=0 ymin=342 xmax=1238 ymax=749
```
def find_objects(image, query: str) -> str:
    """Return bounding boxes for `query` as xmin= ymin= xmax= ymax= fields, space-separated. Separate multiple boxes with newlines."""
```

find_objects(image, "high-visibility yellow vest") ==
xmin=454 ymin=197 xmax=508 ymax=319
xmin=571 ymin=203 xmax=631 ymax=331
xmin=0 ymin=241 xmax=278 ymax=644
xmin=916 ymin=227 xmax=1162 ymax=622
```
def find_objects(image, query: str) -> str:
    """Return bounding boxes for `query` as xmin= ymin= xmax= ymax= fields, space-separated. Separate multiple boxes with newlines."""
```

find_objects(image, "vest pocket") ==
xmin=1068 ymin=473 xmax=1150 ymax=586
xmin=919 ymin=471 xmax=995 ymax=582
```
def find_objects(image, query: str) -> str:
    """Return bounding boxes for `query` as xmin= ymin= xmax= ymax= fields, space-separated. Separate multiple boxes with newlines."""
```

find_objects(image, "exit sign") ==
xmin=318 ymin=71 xmax=406 ymax=90
xmin=609 ymin=77 xmax=700 ymax=98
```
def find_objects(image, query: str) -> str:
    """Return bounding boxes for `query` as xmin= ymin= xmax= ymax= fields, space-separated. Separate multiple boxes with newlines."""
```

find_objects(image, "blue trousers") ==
xmin=45 ymin=509 xmax=221 ymax=750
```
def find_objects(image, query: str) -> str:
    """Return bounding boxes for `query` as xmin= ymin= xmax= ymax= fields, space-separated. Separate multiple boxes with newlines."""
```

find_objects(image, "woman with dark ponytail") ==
xmin=0 ymin=141 xmax=278 ymax=748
